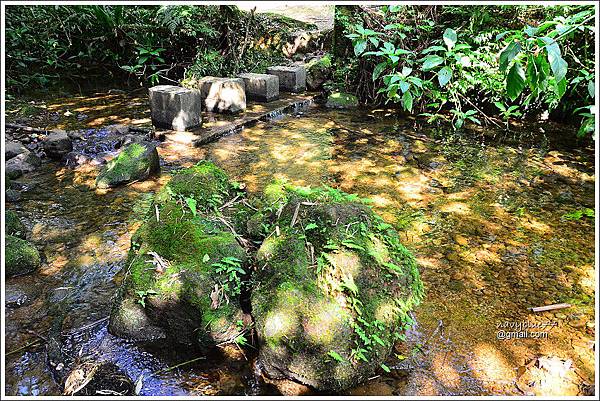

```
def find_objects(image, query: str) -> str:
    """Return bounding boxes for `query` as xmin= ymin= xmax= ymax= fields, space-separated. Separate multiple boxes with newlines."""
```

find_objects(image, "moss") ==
xmin=307 ymin=54 xmax=332 ymax=69
xmin=252 ymin=182 xmax=424 ymax=391
xmin=157 ymin=161 xmax=232 ymax=211
xmin=6 ymin=235 xmax=41 ymax=277
xmin=325 ymin=92 xmax=359 ymax=109
xmin=6 ymin=210 xmax=26 ymax=239
xmin=112 ymin=162 xmax=249 ymax=346
xmin=96 ymin=142 xmax=159 ymax=189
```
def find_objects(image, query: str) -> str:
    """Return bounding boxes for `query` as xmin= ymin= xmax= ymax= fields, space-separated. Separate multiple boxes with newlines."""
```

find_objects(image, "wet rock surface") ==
xmin=95 ymin=141 xmax=160 ymax=188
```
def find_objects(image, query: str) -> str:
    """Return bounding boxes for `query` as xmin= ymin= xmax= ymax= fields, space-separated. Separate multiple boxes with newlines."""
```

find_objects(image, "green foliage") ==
xmin=562 ymin=208 xmax=594 ymax=221
xmin=135 ymin=289 xmax=157 ymax=308
xmin=339 ymin=4 xmax=594 ymax=136
xmin=212 ymin=256 xmax=246 ymax=297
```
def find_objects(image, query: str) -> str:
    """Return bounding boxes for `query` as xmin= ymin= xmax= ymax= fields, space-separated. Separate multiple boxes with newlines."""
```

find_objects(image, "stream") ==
xmin=4 ymin=91 xmax=596 ymax=396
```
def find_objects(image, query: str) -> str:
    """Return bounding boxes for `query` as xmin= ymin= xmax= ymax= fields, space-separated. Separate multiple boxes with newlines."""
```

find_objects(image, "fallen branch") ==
xmin=529 ymin=303 xmax=572 ymax=313
xmin=217 ymin=216 xmax=251 ymax=249
xmin=6 ymin=123 xmax=51 ymax=134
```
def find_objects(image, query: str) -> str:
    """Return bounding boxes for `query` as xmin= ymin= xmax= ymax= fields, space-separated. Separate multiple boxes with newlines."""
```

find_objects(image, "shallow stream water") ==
xmin=4 ymin=92 xmax=596 ymax=396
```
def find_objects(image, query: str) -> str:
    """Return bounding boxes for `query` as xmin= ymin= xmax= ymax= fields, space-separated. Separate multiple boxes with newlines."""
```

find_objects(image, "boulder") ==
xmin=6 ymin=189 xmax=22 ymax=203
xmin=306 ymin=54 xmax=332 ymax=91
xmin=189 ymin=77 xmax=246 ymax=114
xmin=6 ymin=235 xmax=41 ymax=277
xmin=109 ymin=161 xmax=252 ymax=347
xmin=266 ymin=65 xmax=306 ymax=93
xmin=5 ymin=141 xmax=29 ymax=160
xmin=148 ymin=85 xmax=202 ymax=131
xmin=43 ymin=130 xmax=73 ymax=160
xmin=95 ymin=142 xmax=160 ymax=189
xmin=325 ymin=92 xmax=359 ymax=109
xmin=238 ymin=73 xmax=279 ymax=102
xmin=6 ymin=210 xmax=26 ymax=238
xmin=6 ymin=151 xmax=41 ymax=179
xmin=251 ymin=181 xmax=423 ymax=392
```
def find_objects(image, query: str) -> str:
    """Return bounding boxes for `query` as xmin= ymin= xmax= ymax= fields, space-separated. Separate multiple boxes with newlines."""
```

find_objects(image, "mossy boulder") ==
xmin=251 ymin=181 xmax=423 ymax=391
xmin=95 ymin=142 xmax=160 ymax=189
xmin=6 ymin=235 xmax=41 ymax=277
xmin=6 ymin=210 xmax=26 ymax=239
xmin=109 ymin=161 xmax=251 ymax=346
xmin=306 ymin=54 xmax=332 ymax=91
xmin=325 ymin=92 xmax=358 ymax=109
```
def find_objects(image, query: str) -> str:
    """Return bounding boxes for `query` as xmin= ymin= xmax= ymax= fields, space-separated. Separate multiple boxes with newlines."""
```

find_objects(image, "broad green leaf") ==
xmin=327 ymin=350 xmax=345 ymax=363
xmin=305 ymin=222 xmax=318 ymax=230
xmin=555 ymin=77 xmax=567 ymax=98
xmin=443 ymin=28 xmax=457 ymax=50
xmin=399 ymin=81 xmax=410 ymax=93
xmin=369 ymin=37 xmax=379 ymax=47
xmin=588 ymin=80 xmax=595 ymax=98
xmin=185 ymin=197 xmax=197 ymax=216
xmin=422 ymin=55 xmax=444 ymax=70
xmin=541 ymin=37 xmax=567 ymax=82
xmin=437 ymin=66 xmax=452 ymax=87
xmin=494 ymin=101 xmax=506 ymax=112
xmin=354 ymin=40 xmax=367 ymax=56
xmin=421 ymin=45 xmax=446 ymax=54
xmin=202 ymin=254 xmax=210 ymax=263
xmin=402 ymin=90 xmax=413 ymax=111
xmin=499 ymin=40 xmax=521 ymax=71
xmin=380 ymin=363 xmax=391 ymax=373
xmin=506 ymin=61 xmax=526 ymax=101
xmin=401 ymin=66 xmax=412 ymax=76
xmin=372 ymin=62 xmax=387 ymax=81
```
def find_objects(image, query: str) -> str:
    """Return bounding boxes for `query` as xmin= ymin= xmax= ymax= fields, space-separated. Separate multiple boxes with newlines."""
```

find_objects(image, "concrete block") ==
xmin=266 ymin=65 xmax=306 ymax=92
xmin=196 ymin=77 xmax=246 ymax=113
xmin=238 ymin=73 xmax=279 ymax=102
xmin=148 ymin=85 xmax=202 ymax=131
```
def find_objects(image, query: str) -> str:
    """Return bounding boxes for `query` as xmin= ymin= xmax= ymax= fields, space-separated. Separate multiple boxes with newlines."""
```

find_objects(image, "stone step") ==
xmin=266 ymin=65 xmax=306 ymax=93
xmin=148 ymin=85 xmax=202 ymax=131
xmin=237 ymin=73 xmax=280 ymax=102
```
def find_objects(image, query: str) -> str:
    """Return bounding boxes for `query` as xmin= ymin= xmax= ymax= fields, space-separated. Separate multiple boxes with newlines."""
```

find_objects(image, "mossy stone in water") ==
xmin=6 ymin=235 xmax=41 ymax=277
xmin=6 ymin=210 xmax=26 ymax=239
xmin=325 ymin=92 xmax=358 ymax=109
xmin=109 ymin=161 xmax=250 ymax=347
xmin=95 ymin=142 xmax=160 ymax=189
xmin=252 ymin=181 xmax=424 ymax=392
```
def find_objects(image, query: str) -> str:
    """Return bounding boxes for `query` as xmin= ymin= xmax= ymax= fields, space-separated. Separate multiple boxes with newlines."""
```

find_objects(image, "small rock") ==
xmin=569 ymin=317 xmax=587 ymax=329
xmin=6 ymin=189 xmax=22 ymax=203
xmin=6 ymin=151 xmax=41 ymax=179
xmin=5 ymin=141 xmax=29 ymax=160
xmin=455 ymin=235 xmax=469 ymax=246
xmin=325 ymin=92 xmax=359 ymax=109
xmin=43 ymin=130 xmax=73 ymax=160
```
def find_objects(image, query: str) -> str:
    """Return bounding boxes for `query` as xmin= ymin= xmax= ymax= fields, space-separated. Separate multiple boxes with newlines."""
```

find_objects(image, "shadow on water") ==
xmin=4 ymin=92 xmax=595 ymax=396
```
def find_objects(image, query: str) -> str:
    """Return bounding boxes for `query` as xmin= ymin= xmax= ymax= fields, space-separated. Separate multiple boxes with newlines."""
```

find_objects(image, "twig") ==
xmin=219 ymin=194 xmax=241 ymax=211
xmin=529 ymin=303 xmax=572 ymax=313
xmin=456 ymin=92 xmax=501 ymax=128
xmin=6 ymin=340 xmax=43 ymax=356
xmin=150 ymin=356 xmax=206 ymax=376
xmin=217 ymin=216 xmax=251 ymax=248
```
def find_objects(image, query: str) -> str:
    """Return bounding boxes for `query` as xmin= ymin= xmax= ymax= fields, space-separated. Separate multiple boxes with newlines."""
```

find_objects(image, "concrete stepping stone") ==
xmin=148 ymin=85 xmax=202 ymax=131
xmin=196 ymin=77 xmax=246 ymax=114
xmin=238 ymin=73 xmax=279 ymax=102
xmin=266 ymin=65 xmax=306 ymax=93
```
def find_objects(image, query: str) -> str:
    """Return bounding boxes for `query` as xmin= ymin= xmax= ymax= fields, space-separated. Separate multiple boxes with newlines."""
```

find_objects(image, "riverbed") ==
xmin=4 ymin=91 xmax=596 ymax=396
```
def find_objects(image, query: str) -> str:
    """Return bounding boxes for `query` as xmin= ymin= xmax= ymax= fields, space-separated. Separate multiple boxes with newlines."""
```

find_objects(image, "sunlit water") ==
xmin=4 ymin=93 xmax=595 ymax=396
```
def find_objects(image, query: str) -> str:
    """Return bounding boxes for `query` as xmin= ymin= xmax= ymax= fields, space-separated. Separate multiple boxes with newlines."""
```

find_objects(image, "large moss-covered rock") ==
xmin=6 ymin=235 xmax=41 ymax=277
xmin=95 ymin=142 xmax=160 ymax=189
xmin=325 ymin=92 xmax=358 ymax=109
xmin=109 ymin=161 xmax=251 ymax=346
xmin=6 ymin=210 xmax=26 ymax=239
xmin=252 ymin=181 xmax=423 ymax=391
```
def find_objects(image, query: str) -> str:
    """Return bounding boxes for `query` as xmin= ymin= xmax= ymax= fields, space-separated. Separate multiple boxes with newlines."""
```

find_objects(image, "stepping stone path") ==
xmin=148 ymin=85 xmax=203 ymax=131
xmin=267 ymin=65 xmax=306 ymax=93
xmin=238 ymin=73 xmax=280 ymax=102
xmin=149 ymin=65 xmax=308 ymax=131
xmin=196 ymin=77 xmax=246 ymax=114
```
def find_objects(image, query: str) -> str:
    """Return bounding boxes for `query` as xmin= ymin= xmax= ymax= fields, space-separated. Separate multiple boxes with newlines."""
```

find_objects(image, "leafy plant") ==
xmin=211 ymin=256 xmax=245 ymax=297
xmin=494 ymin=102 xmax=522 ymax=130
xmin=135 ymin=289 xmax=157 ymax=308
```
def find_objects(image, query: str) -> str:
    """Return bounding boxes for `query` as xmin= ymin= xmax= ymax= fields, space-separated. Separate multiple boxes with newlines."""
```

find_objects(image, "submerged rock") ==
xmin=6 ymin=210 xmax=26 ymax=238
xmin=5 ymin=141 xmax=29 ymax=160
xmin=6 ymin=235 xmax=41 ymax=277
xmin=325 ymin=92 xmax=358 ymax=109
xmin=43 ymin=130 xmax=73 ymax=160
xmin=251 ymin=182 xmax=423 ymax=392
xmin=6 ymin=151 xmax=41 ymax=179
xmin=95 ymin=142 xmax=160 ymax=189
xmin=109 ymin=161 xmax=251 ymax=347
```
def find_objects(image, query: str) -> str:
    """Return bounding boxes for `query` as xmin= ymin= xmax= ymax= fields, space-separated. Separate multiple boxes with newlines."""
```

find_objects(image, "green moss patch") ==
xmin=6 ymin=235 xmax=41 ymax=277
xmin=96 ymin=142 xmax=160 ymax=189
